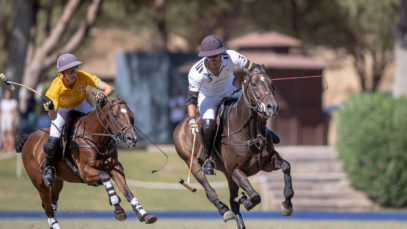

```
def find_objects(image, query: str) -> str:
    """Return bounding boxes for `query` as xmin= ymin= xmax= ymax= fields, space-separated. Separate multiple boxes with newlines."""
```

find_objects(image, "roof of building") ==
xmin=227 ymin=31 xmax=302 ymax=49
xmin=241 ymin=51 xmax=325 ymax=69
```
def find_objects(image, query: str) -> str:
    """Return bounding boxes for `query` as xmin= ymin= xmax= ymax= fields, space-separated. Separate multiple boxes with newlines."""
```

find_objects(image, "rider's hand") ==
xmin=42 ymin=96 xmax=54 ymax=110
xmin=189 ymin=116 xmax=199 ymax=135
xmin=96 ymin=92 xmax=107 ymax=104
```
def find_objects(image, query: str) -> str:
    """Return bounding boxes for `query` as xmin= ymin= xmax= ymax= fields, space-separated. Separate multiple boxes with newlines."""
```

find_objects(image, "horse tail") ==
xmin=15 ymin=135 xmax=29 ymax=153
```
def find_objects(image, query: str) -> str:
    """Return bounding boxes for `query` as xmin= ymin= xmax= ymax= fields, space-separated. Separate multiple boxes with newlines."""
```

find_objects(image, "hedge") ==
xmin=336 ymin=92 xmax=407 ymax=207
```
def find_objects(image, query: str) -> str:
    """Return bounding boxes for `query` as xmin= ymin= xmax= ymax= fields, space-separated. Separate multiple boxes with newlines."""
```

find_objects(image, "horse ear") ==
xmin=117 ymin=96 xmax=123 ymax=102
xmin=233 ymin=68 xmax=248 ymax=89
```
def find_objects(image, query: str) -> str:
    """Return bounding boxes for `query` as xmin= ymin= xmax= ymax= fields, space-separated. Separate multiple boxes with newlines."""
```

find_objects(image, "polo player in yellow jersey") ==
xmin=42 ymin=53 xmax=115 ymax=187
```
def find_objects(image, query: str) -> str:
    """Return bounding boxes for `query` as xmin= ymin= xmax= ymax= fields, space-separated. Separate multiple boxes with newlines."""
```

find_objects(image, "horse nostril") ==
xmin=267 ymin=104 xmax=273 ymax=110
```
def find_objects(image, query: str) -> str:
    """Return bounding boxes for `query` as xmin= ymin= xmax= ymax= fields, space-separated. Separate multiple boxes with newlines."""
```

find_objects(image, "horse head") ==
xmin=233 ymin=65 xmax=278 ymax=118
xmin=101 ymin=96 xmax=137 ymax=147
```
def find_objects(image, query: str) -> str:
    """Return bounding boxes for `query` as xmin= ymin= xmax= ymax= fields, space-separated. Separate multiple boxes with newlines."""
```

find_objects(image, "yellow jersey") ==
xmin=45 ymin=70 xmax=101 ymax=110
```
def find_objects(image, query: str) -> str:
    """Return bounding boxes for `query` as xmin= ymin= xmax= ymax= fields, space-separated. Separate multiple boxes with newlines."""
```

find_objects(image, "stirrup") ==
xmin=203 ymin=159 xmax=216 ymax=175
xmin=43 ymin=166 xmax=56 ymax=187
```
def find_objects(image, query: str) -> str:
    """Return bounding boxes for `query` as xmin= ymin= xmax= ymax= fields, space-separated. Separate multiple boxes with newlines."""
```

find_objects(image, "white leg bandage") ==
xmin=131 ymin=197 xmax=147 ymax=216
xmin=48 ymin=217 xmax=61 ymax=229
xmin=103 ymin=180 xmax=120 ymax=205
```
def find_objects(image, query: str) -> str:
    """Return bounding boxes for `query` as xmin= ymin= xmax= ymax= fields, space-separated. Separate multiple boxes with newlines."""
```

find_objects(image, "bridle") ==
xmin=94 ymin=100 xmax=134 ymax=144
xmin=242 ymin=70 xmax=276 ymax=119
xmin=71 ymin=99 xmax=135 ymax=155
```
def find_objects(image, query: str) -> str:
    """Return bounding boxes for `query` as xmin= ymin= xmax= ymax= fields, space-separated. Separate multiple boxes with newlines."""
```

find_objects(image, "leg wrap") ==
xmin=131 ymin=197 xmax=147 ymax=218
xmin=200 ymin=119 xmax=217 ymax=160
xmin=99 ymin=173 xmax=120 ymax=205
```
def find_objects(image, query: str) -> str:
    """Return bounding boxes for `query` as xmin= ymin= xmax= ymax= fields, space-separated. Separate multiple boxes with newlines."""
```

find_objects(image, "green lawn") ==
xmin=0 ymin=150 xmax=246 ymax=211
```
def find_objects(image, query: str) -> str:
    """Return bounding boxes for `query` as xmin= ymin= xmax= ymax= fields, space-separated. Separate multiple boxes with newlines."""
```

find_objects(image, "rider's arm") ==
xmin=99 ymin=81 xmax=115 ymax=97
xmin=48 ymin=110 xmax=57 ymax=121
xmin=186 ymin=90 xmax=198 ymax=117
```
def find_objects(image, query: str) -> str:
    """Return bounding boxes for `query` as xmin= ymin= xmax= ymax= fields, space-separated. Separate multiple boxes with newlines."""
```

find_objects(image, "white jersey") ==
xmin=188 ymin=50 xmax=249 ymax=98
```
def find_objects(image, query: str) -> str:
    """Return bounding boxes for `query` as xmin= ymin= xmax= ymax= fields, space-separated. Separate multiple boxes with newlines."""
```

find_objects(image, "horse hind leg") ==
xmin=109 ymin=164 xmax=157 ymax=224
xmin=99 ymin=172 xmax=127 ymax=221
xmin=272 ymin=150 xmax=294 ymax=216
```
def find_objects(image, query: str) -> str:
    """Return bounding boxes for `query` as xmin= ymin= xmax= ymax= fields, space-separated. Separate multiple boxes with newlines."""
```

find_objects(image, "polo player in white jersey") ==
xmin=186 ymin=34 xmax=280 ymax=175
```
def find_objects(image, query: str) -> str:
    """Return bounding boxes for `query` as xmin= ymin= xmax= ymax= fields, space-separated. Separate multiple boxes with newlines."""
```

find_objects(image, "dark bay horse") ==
xmin=173 ymin=66 xmax=294 ymax=229
xmin=16 ymin=96 xmax=157 ymax=229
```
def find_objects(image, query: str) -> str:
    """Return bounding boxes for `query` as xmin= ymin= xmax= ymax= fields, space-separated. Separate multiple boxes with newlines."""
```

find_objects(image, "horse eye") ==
xmin=251 ymin=83 xmax=257 ymax=87
xmin=113 ymin=114 xmax=119 ymax=119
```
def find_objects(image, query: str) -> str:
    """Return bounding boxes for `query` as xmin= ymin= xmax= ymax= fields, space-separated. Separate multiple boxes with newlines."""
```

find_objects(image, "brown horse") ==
xmin=16 ymin=96 xmax=157 ymax=229
xmin=173 ymin=66 xmax=294 ymax=229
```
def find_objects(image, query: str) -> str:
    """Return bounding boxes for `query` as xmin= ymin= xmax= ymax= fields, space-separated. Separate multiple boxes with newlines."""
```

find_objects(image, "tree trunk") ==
xmin=3 ymin=0 xmax=35 ymax=91
xmin=393 ymin=0 xmax=407 ymax=98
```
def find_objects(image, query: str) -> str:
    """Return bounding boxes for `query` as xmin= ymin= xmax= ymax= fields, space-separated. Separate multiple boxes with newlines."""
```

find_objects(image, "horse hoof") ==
xmin=280 ymin=203 xmax=293 ymax=216
xmin=223 ymin=211 xmax=235 ymax=222
xmin=143 ymin=214 xmax=158 ymax=224
xmin=114 ymin=209 xmax=127 ymax=221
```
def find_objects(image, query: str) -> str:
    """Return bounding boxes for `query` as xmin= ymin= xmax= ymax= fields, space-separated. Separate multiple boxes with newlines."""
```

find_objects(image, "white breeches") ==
xmin=49 ymin=101 xmax=93 ymax=138
xmin=198 ymin=90 xmax=241 ymax=120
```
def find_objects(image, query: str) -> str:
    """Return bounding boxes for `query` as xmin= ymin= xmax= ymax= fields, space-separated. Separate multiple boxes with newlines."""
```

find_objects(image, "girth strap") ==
xmin=221 ymin=134 xmax=267 ymax=147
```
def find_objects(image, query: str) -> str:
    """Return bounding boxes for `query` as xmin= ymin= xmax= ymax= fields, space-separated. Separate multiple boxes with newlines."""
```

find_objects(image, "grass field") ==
xmin=1 ymin=219 xmax=407 ymax=229
xmin=0 ymin=149 xmax=238 ymax=211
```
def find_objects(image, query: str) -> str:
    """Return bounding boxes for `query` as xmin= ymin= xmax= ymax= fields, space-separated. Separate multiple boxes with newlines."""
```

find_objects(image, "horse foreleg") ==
xmin=231 ymin=168 xmax=261 ymax=211
xmin=50 ymin=179 xmax=64 ymax=215
xmin=34 ymin=183 xmax=61 ymax=229
xmin=272 ymin=150 xmax=294 ymax=216
xmin=189 ymin=159 xmax=233 ymax=221
xmin=97 ymin=171 xmax=128 ymax=221
xmin=227 ymin=178 xmax=246 ymax=229
xmin=109 ymin=164 xmax=157 ymax=224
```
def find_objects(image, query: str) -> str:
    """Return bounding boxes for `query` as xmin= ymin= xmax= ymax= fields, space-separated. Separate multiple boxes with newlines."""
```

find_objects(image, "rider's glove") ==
xmin=189 ymin=116 xmax=199 ymax=135
xmin=96 ymin=92 xmax=107 ymax=105
xmin=42 ymin=96 xmax=54 ymax=110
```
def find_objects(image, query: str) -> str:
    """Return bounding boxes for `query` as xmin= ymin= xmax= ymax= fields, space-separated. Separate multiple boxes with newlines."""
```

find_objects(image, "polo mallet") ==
xmin=0 ymin=73 xmax=42 ymax=96
xmin=178 ymin=132 xmax=197 ymax=192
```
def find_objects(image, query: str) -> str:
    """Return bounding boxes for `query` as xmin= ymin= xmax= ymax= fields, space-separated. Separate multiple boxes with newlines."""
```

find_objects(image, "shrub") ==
xmin=336 ymin=92 xmax=407 ymax=207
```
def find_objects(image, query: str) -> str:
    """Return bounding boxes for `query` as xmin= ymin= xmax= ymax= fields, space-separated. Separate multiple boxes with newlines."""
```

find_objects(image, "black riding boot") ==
xmin=43 ymin=137 xmax=60 ymax=187
xmin=266 ymin=127 xmax=280 ymax=144
xmin=201 ymin=119 xmax=217 ymax=175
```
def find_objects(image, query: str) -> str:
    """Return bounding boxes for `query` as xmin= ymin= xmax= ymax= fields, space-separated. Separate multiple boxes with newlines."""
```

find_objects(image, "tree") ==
xmin=4 ymin=0 xmax=102 ymax=112
xmin=3 ymin=0 xmax=34 ymax=96
xmin=393 ymin=0 xmax=407 ymax=97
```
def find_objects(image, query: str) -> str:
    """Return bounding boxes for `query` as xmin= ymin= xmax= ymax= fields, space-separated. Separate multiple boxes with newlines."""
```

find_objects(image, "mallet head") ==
xmin=0 ymin=73 xmax=15 ymax=91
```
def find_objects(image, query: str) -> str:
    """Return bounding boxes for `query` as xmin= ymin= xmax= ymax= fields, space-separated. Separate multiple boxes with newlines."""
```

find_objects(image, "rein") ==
xmin=71 ymin=100 xmax=134 ymax=155
xmin=220 ymin=71 xmax=270 ymax=150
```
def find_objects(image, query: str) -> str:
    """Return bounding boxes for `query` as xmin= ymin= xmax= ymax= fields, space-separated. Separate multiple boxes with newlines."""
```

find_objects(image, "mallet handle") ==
xmin=5 ymin=81 xmax=42 ymax=96
xmin=187 ymin=132 xmax=197 ymax=184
